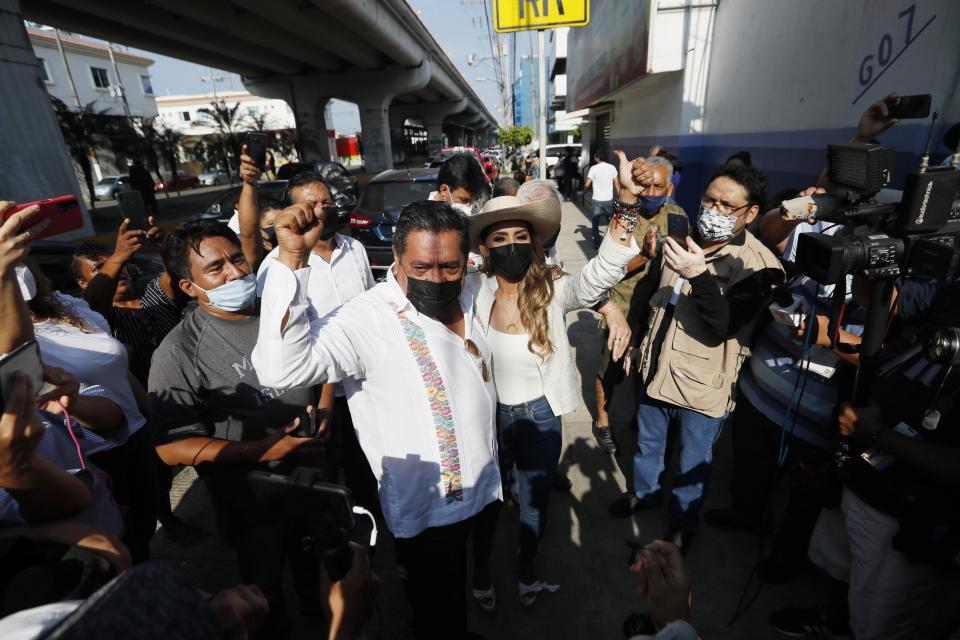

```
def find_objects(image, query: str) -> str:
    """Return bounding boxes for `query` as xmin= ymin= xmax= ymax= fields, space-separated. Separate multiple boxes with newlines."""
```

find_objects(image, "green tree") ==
xmin=156 ymin=127 xmax=185 ymax=196
xmin=135 ymin=118 xmax=169 ymax=197
xmin=499 ymin=125 xmax=534 ymax=149
xmin=197 ymin=100 xmax=244 ymax=176
xmin=50 ymin=97 xmax=106 ymax=210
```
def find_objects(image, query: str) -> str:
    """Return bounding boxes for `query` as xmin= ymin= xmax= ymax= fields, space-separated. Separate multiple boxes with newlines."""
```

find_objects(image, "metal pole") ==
xmin=53 ymin=29 xmax=82 ymax=110
xmin=538 ymin=29 xmax=546 ymax=179
xmin=106 ymin=42 xmax=132 ymax=121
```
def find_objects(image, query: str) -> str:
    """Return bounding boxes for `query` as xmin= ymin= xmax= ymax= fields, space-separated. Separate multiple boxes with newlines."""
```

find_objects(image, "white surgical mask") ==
xmin=15 ymin=264 xmax=36 ymax=301
xmin=697 ymin=207 xmax=737 ymax=242
xmin=451 ymin=202 xmax=474 ymax=216
xmin=194 ymin=274 xmax=257 ymax=312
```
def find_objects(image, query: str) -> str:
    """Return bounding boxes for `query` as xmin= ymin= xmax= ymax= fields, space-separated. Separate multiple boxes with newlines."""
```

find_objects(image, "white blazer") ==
xmin=469 ymin=234 xmax=639 ymax=416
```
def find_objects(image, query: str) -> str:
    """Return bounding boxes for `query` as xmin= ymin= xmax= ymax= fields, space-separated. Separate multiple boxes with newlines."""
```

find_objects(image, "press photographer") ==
xmin=773 ymin=106 xmax=960 ymax=639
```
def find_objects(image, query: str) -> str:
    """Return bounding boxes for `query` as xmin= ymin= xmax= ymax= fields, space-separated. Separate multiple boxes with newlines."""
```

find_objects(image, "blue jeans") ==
xmin=497 ymin=396 xmax=562 ymax=563
xmin=633 ymin=396 xmax=726 ymax=532
xmin=591 ymin=199 xmax=614 ymax=246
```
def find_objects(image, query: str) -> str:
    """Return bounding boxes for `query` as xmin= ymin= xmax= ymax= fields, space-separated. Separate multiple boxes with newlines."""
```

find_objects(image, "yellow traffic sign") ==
xmin=493 ymin=0 xmax=589 ymax=33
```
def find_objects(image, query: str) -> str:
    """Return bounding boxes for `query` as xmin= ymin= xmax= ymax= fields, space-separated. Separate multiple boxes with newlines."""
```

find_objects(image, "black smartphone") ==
xmin=248 ymin=467 xmax=358 ymax=581
xmin=246 ymin=132 xmax=267 ymax=171
xmin=116 ymin=190 xmax=149 ymax=228
xmin=0 ymin=340 xmax=46 ymax=413
xmin=885 ymin=94 xmax=932 ymax=120
xmin=667 ymin=212 xmax=689 ymax=243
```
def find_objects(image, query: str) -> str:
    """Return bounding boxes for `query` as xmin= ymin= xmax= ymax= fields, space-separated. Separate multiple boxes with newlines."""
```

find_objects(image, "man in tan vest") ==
xmin=609 ymin=164 xmax=784 ymax=555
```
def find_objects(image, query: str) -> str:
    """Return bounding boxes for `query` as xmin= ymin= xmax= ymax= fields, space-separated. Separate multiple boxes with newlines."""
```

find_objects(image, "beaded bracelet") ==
xmin=612 ymin=199 xmax=643 ymax=240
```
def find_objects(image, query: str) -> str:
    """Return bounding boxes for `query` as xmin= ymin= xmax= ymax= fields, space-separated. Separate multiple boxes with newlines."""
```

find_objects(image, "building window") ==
xmin=179 ymin=111 xmax=191 ymax=122
xmin=90 ymin=66 xmax=110 ymax=89
xmin=140 ymin=75 xmax=154 ymax=95
xmin=38 ymin=58 xmax=53 ymax=84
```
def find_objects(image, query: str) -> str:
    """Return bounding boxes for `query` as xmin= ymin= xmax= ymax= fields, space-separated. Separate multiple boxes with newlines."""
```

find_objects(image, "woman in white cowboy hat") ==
xmin=467 ymin=185 xmax=658 ymax=609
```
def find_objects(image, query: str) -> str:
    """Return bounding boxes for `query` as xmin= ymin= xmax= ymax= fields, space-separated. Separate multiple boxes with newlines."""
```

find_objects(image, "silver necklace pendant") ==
xmin=507 ymin=322 xmax=518 ymax=333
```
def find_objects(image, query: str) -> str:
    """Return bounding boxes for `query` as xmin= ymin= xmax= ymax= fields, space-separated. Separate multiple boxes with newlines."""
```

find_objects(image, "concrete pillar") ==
xmin=248 ymin=61 xmax=434 ymax=173
xmin=356 ymin=96 xmax=392 ymax=172
xmin=390 ymin=98 xmax=468 ymax=159
xmin=0 ymin=0 xmax=92 ymax=238
xmin=242 ymin=78 xmax=332 ymax=162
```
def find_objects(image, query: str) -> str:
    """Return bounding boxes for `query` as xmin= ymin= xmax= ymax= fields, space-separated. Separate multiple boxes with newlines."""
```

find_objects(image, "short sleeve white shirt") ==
xmin=587 ymin=161 xmax=619 ymax=202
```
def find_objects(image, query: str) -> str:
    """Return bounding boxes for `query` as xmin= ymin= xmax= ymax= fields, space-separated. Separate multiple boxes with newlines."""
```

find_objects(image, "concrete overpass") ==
xmin=2 ymin=0 xmax=498 ymax=216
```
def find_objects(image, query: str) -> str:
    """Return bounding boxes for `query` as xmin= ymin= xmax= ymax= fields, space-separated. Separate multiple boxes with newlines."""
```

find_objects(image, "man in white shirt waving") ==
xmin=584 ymin=150 xmax=620 ymax=249
xmin=253 ymin=199 xmax=498 ymax=640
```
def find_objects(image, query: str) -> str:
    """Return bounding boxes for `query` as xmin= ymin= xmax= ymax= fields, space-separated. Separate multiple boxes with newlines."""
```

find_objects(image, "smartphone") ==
xmin=248 ymin=467 xmax=358 ymax=581
xmin=5 ymin=196 xmax=83 ymax=240
xmin=116 ymin=191 xmax=149 ymax=227
xmin=885 ymin=94 xmax=932 ymax=120
xmin=667 ymin=212 xmax=689 ymax=243
xmin=0 ymin=340 xmax=45 ymax=413
xmin=246 ymin=132 xmax=267 ymax=171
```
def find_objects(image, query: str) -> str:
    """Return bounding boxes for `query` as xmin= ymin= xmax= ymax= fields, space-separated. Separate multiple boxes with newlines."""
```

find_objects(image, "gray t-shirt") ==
xmin=148 ymin=304 xmax=316 ymax=445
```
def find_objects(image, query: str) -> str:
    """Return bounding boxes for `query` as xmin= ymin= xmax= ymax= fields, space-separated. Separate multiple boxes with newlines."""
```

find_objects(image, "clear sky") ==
xmin=89 ymin=0 xmax=526 ymax=134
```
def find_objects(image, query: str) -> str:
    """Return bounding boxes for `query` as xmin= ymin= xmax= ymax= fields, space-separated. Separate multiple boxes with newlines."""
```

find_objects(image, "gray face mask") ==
xmin=697 ymin=206 xmax=737 ymax=242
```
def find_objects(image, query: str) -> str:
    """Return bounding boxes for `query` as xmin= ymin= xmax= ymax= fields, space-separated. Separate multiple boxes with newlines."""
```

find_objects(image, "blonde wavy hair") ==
xmin=480 ymin=223 xmax=566 ymax=358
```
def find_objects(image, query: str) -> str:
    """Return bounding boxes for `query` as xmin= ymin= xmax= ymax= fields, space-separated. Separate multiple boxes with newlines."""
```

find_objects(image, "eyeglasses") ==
xmin=464 ymin=338 xmax=490 ymax=382
xmin=700 ymin=195 xmax=751 ymax=216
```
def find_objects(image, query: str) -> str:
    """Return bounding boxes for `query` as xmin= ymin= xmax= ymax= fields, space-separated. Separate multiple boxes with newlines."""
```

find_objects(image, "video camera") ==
xmin=791 ymin=130 xmax=960 ymax=284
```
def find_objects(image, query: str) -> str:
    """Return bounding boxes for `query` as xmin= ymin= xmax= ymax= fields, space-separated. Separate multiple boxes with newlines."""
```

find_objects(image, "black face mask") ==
xmin=487 ymin=242 xmax=534 ymax=280
xmin=404 ymin=275 xmax=462 ymax=319
xmin=319 ymin=207 xmax=344 ymax=240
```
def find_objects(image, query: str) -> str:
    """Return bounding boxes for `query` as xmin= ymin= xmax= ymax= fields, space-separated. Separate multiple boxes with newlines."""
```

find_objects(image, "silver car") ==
xmin=198 ymin=170 xmax=232 ymax=186
xmin=93 ymin=175 xmax=133 ymax=200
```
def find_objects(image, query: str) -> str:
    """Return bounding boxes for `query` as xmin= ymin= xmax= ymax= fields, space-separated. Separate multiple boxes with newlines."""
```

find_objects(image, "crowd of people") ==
xmin=0 ymin=93 xmax=958 ymax=640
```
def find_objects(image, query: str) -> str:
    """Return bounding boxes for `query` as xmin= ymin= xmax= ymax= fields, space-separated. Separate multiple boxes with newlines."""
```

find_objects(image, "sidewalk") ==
xmin=151 ymin=199 xmax=823 ymax=640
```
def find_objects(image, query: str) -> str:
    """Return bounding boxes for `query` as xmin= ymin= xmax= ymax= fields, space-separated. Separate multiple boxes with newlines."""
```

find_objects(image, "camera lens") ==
xmin=924 ymin=327 xmax=960 ymax=366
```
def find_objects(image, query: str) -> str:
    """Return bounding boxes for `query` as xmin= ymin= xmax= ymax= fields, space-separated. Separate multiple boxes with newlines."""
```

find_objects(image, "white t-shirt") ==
xmin=33 ymin=294 xmax=146 ymax=447
xmin=587 ymin=161 xmax=618 ymax=202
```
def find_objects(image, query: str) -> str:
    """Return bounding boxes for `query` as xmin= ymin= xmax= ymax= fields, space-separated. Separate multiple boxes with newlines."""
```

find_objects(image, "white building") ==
xmin=156 ymin=91 xmax=297 ymax=136
xmin=565 ymin=0 xmax=960 ymax=216
xmin=28 ymin=27 xmax=157 ymax=117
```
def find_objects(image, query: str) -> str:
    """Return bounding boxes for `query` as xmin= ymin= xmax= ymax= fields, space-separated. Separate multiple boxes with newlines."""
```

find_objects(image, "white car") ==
xmin=544 ymin=144 xmax=582 ymax=177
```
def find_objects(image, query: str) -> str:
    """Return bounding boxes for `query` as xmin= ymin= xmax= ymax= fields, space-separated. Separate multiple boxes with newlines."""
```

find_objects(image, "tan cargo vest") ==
xmin=639 ymin=231 xmax=783 ymax=418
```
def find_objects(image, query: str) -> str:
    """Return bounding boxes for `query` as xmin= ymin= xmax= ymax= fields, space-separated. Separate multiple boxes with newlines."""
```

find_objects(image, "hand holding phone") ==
xmin=245 ymin=133 xmax=267 ymax=172
xmin=0 ymin=371 xmax=45 ymax=479
xmin=116 ymin=191 xmax=149 ymax=229
xmin=0 ymin=341 xmax=45 ymax=414
xmin=666 ymin=212 xmax=689 ymax=244
xmin=2 ymin=197 xmax=79 ymax=243
xmin=885 ymin=94 xmax=932 ymax=120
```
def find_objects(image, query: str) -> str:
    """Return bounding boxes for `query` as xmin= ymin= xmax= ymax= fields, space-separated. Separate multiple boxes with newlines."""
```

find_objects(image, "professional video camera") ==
xmin=248 ymin=466 xmax=377 ymax=582
xmin=790 ymin=117 xmax=960 ymax=284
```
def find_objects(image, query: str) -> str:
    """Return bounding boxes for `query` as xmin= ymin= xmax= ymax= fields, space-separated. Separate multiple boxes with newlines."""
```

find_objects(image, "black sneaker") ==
xmin=770 ymin=606 xmax=851 ymax=638
xmin=592 ymin=421 xmax=618 ymax=455
xmin=608 ymin=492 xmax=659 ymax=518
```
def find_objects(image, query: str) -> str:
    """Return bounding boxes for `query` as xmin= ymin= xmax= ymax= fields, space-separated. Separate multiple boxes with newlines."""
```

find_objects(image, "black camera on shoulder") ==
xmin=794 ymin=122 xmax=960 ymax=284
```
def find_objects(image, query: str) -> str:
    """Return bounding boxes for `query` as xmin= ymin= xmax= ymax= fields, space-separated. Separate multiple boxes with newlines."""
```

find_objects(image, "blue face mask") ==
xmin=196 ymin=274 xmax=257 ymax=312
xmin=639 ymin=195 xmax=668 ymax=213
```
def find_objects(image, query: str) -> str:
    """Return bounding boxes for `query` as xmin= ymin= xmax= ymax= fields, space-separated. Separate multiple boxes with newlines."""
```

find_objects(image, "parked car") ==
xmin=93 ymin=175 xmax=133 ymax=200
xmin=276 ymin=161 xmax=360 ymax=204
xmin=198 ymin=170 xmax=233 ymax=186
xmin=544 ymin=143 xmax=582 ymax=178
xmin=154 ymin=174 xmax=199 ymax=192
xmin=30 ymin=239 xmax=163 ymax=296
xmin=349 ymin=168 xmax=438 ymax=279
